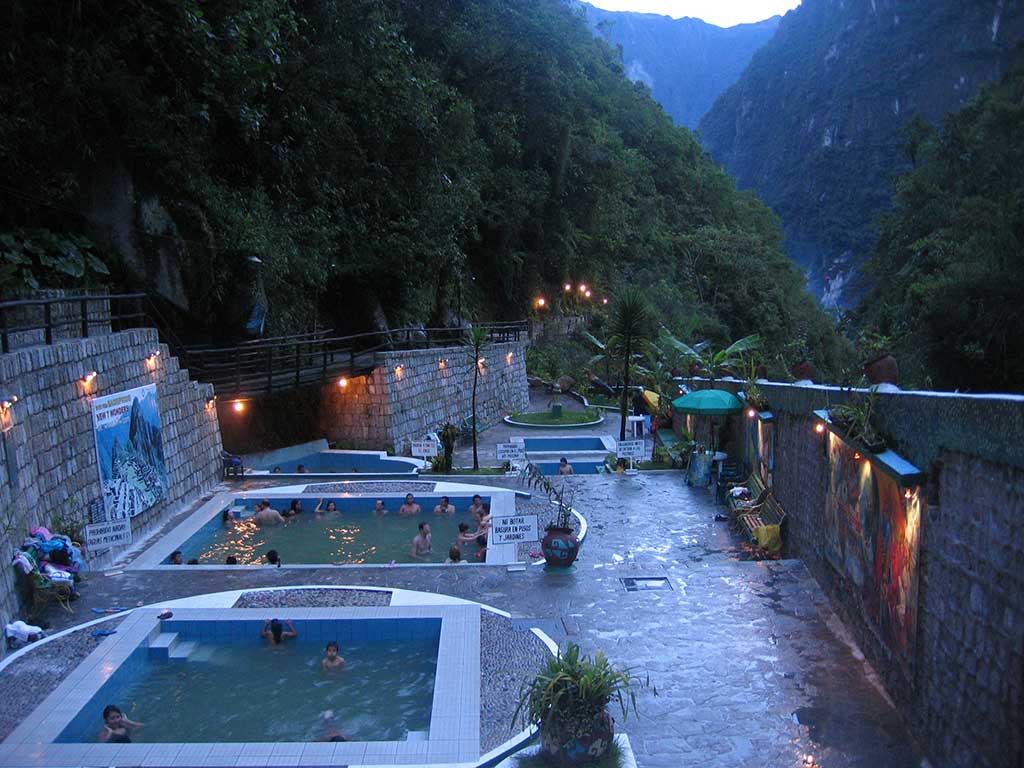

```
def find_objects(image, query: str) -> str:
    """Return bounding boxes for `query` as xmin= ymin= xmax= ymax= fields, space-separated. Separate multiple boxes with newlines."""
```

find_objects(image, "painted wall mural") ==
xmin=824 ymin=433 xmax=921 ymax=662
xmin=92 ymin=384 xmax=168 ymax=520
xmin=744 ymin=416 xmax=774 ymax=487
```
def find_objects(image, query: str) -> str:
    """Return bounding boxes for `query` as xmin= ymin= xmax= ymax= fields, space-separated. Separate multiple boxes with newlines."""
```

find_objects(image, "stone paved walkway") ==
xmin=37 ymin=473 xmax=923 ymax=767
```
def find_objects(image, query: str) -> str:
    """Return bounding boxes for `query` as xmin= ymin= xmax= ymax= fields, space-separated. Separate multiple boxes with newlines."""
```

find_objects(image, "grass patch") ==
xmin=511 ymin=738 xmax=624 ymax=768
xmin=509 ymin=408 xmax=602 ymax=425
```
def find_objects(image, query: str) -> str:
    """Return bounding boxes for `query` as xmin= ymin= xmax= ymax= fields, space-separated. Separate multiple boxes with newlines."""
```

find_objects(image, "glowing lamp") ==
xmin=337 ymin=377 xmax=348 ymax=388
xmin=579 ymin=283 xmax=588 ymax=293
xmin=602 ymin=298 xmax=608 ymax=305
xmin=584 ymin=290 xmax=592 ymax=298
xmin=853 ymin=451 xmax=862 ymax=460
xmin=814 ymin=423 xmax=825 ymax=434
xmin=232 ymin=401 xmax=245 ymax=413
xmin=205 ymin=396 xmax=216 ymax=410
xmin=904 ymin=488 xmax=913 ymax=499
xmin=563 ymin=283 xmax=572 ymax=292
xmin=536 ymin=297 xmax=546 ymax=308
xmin=81 ymin=371 xmax=97 ymax=385
xmin=746 ymin=408 xmax=756 ymax=418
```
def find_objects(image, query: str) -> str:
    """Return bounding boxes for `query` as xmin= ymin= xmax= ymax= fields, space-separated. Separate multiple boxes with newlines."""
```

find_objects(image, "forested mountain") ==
xmin=699 ymin=0 xmax=1024 ymax=308
xmin=858 ymin=63 xmax=1024 ymax=393
xmin=0 ymin=0 xmax=849 ymax=375
xmin=581 ymin=4 xmax=780 ymax=128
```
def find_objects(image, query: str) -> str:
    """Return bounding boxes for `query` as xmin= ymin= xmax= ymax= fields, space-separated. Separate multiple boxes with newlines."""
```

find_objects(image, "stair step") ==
xmin=168 ymin=640 xmax=198 ymax=661
xmin=149 ymin=632 xmax=179 ymax=660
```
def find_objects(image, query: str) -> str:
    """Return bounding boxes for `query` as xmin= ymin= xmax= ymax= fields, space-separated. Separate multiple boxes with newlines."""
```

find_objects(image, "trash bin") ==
xmin=551 ymin=404 xmax=563 ymax=418
xmin=687 ymin=452 xmax=713 ymax=487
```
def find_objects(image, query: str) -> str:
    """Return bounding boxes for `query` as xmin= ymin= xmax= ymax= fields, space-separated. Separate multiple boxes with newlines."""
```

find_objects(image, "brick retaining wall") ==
xmin=0 ymin=329 xmax=222 ymax=634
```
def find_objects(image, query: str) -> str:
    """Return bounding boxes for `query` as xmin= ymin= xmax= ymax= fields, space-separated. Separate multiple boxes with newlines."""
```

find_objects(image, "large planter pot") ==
xmin=539 ymin=710 xmax=614 ymax=766
xmin=790 ymin=360 xmax=816 ymax=382
xmin=864 ymin=354 xmax=899 ymax=386
xmin=541 ymin=527 xmax=579 ymax=569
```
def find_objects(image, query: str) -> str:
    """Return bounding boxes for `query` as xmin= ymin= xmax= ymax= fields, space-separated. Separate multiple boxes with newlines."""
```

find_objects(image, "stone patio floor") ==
xmin=31 ymin=469 xmax=926 ymax=768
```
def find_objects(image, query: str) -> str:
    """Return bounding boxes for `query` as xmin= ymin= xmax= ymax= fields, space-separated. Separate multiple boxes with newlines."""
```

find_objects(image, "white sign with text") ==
xmin=489 ymin=514 xmax=539 ymax=545
xmin=411 ymin=439 xmax=438 ymax=458
xmin=83 ymin=519 xmax=132 ymax=553
xmin=616 ymin=439 xmax=644 ymax=459
xmin=496 ymin=443 xmax=526 ymax=461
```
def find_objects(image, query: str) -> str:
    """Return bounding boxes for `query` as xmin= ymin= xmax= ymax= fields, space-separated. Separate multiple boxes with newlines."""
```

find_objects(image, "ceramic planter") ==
xmin=864 ymin=354 xmax=899 ymax=386
xmin=541 ymin=527 xmax=579 ymax=568
xmin=539 ymin=710 xmax=613 ymax=765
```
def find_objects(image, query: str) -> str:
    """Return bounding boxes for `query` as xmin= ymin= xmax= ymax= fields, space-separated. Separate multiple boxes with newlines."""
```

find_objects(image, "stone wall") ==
xmin=701 ymin=378 xmax=1024 ymax=768
xmin=321 ymin=342 xmax=529 ymax=452
xmin=0 ymin=328 xmax=222 ymax=633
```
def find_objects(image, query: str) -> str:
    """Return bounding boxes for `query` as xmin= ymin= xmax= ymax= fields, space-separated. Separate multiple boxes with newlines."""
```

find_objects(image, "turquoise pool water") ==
xmin=57 ymin=625 xmax=438 ymax=743
xmin=523 ymin=436 xmax=607 ymax=451
xmin=178 ymin=496 xmax=491 ymax=565
xmin=253 ymin=450 xmax=417 ymax=474
xmin=534 ymin=460 xmax=604 ymax=475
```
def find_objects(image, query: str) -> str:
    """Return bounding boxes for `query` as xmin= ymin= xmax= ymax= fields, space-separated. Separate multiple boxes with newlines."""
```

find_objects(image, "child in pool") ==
xmin=322 ymin=640 xmax=345 ymax=671
xmin=98 ymin=704 xmax=143 ymax=743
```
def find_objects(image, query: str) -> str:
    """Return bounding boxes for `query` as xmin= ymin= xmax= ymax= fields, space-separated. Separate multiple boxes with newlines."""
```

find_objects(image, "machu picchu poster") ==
xmin=91 ymin=384 xmax=168 ymax=520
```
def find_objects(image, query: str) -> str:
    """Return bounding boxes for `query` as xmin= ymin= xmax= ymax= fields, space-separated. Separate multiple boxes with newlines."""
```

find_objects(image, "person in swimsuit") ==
xmin=322 ymin=641 xmax=345 ymax=671
xmin=410 ymin=522 xmax=432 ymax=560
xmin=467 ymin=495 xmax=487 ymax=523
xmin=261 ymin=618 xmax=297 ymax=645
xmin=432 ymin=496 xmax=455 ymax=516
xmin=98 ymin=704 xmax=142 ymax=743
xmin=399 ymin=494 xmax=421 ymax=516
xmin=373 ymin=499 xmax=388 ymax=516
xmin=315 ymin=499 xmax=338 ymax=514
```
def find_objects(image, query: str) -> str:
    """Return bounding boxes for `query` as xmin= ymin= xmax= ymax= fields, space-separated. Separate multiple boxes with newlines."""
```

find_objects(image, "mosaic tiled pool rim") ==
xmin=1 ymin=605 xmax=480 ymax=767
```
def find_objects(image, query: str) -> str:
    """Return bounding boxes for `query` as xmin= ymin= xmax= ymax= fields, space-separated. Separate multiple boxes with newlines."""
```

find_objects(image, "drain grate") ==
xmin=620 ymin=576 xmax=673 ymax=592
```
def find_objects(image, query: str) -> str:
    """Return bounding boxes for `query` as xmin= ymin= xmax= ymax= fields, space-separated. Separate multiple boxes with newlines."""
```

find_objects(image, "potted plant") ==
xmin=858 ymin=327 xmax=899 ymax=386
xmin=523 ymin=464 xmax=580 ymax=569
xmin=514 ymin=644 xmax=643 ymax=766
xmin=828 ymin=386 xmax=888 ymax=453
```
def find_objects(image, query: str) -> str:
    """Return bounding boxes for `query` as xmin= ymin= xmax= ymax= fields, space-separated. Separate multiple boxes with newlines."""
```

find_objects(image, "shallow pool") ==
xmin=177 ymin=496 xmax=490 ymax=565
xmin=533 ymin=460 xmax=604 ymax=475
xmin=57 ymin=623 xmax=438 ymax=743
xmin=523 ymin=436 xmax=608 ymax=452
xmin=253 ymin=450 xmax=418 ymax=474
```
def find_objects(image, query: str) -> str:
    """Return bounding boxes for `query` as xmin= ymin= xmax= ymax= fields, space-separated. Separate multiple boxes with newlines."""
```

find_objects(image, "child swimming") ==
xmin=322 ymin=641 xmax=345 ymax=671
xmin=98 ymin=704 xmax=143 ymax=743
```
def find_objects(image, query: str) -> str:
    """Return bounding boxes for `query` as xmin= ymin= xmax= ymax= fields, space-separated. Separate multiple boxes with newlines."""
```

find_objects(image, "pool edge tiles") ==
xmin=2 ymin=605 xmax=480 ymax=767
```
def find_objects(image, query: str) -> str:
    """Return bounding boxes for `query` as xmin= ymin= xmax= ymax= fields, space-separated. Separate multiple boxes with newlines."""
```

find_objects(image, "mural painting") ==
xmin=824 ymin=434 xmax=921 ymax=662
xmin=92 ymin=384 xmax=168 ymax=521
xmin=744 ymin=416 xmax=774 ymax=487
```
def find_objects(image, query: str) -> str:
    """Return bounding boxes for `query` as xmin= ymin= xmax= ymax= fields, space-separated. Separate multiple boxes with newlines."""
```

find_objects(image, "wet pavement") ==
xmin=38 ymin=469 xmax=925 ymax=768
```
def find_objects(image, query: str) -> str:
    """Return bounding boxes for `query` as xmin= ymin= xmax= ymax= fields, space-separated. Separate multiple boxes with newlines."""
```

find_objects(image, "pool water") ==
xmin=179 ymin=497 xmax=490 ymax=565
xmin=533 ymin=460 xmax=604 ymax=475
xmin=58 ymin=638 xmax=438 ymax=743
xmin=254 ymin=451 xmax=417 ymax=474
xmin=522 ymin=436 xmax=608 ymax=452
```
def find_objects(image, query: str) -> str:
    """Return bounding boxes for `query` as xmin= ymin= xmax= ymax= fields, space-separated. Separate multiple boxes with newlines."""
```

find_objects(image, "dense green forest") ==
xmin=857 ymin=63 xmax=1024 ymax=393
xmin=0 ymin=0 xmax=848 ymax=374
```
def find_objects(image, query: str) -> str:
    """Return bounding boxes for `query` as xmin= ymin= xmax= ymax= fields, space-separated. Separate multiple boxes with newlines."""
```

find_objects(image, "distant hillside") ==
xmin=582 ymin=4 xmax=780 ymax=128
xmin=698 ymin=0 xmax=1024 ymax=307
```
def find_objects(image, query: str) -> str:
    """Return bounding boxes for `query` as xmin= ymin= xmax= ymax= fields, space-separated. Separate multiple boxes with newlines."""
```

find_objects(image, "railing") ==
xmin=0 ymin=293 xmax=527 ymax=398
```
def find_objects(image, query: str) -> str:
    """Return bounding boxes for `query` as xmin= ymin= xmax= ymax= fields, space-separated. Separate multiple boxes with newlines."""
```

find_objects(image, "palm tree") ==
xmin=463 ymin=325 xmax=492 ymax=470
xmin=608 ymin=288 xmax=654 ymax=441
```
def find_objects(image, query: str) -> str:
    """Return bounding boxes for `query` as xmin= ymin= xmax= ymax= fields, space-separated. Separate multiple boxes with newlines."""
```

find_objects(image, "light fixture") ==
xmin=814 ymin=423 xmax=825 ymax=434
xmin=853 ymin=451 xmax=862 ymax=460
xmin=0 ymin=395 xmax=16 ymax=411
xmin=438 ymin=358 xmax=446 ymax=370
xmin=81 ymin=371 xmax=97 ymax=385
xmin=563 ymin=283 xmax=572 ymax=292
xmin=337 ymin=377 xmax=348 ymax=388
xmin=535 ymin=297 xmax=547 ymax=308
xmin=747 ymin=408 xmax=756 ymax=418
xmin=394 ymin=364 xmax=403 ymax=377
xmin=579 ymin=283 xmax=588 ymax=293
xmin=602 ymin=297 xmax=608 ymax=305
xmin=205 ymin=396 xmax=217 ymax=410
xmin=904 ymin=488 xmax=913 ymax=500
xmin=505 ymin=352 xmax=513 ymax=364
xmin=584 ymin=289 xmax=592 ymax=298
xmin=477 ymin=357 xmax=486 ymax=367
xmin=232 ymin=401 xmax=245 ymax=413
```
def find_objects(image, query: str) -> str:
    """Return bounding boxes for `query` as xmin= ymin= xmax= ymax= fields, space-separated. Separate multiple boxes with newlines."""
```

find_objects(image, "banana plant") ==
xmin=660 ymin=329 xmax=761 ymax=382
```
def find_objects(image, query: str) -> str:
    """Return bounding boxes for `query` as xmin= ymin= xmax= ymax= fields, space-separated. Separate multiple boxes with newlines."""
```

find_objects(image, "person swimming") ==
xmin=322 ymin=640 xmax=345 ymax=671
xmin=98 ymin=704 xmax=142 ymax=743
xmin=261 ymin=618 xmax=297 ymax=645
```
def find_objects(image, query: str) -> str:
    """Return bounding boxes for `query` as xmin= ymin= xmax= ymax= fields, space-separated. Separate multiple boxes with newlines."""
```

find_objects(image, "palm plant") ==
xmin=463 ymin=325 xmax=492 ymax=470
xmin=660 ymin=330 xmax=761 ymax=383
xmin=607 ymin=288 xmax=654 ymax=441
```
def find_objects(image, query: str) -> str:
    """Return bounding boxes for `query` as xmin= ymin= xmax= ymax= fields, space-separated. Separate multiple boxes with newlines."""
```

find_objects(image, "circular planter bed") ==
xmin=504 ymin=410 xmax=604 ymax=429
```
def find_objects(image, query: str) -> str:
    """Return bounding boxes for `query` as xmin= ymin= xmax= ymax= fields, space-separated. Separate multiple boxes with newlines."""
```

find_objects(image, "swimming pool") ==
xmin=252 ymin=449 xmax=421 ymax=475
xmin=522 ymin=436 xmax=609 ymax=452
xmin=533 ymin=460 xmax=605 ymax=475
xmin=57 ymin=618 xmax=439 ymax=743
xmin=176 ymin=495 xmax=492 ymax=565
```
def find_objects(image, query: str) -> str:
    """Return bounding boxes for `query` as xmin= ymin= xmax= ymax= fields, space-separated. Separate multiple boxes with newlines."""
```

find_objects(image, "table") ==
xmin=626 ymin=415 xmax=645 ymax=438
xmin=711 ymin=451 xmax=728 ymax=478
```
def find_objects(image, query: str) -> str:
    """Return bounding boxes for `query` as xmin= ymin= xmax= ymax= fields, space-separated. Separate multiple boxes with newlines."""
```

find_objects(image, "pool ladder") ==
xmin=148 ymin=631 xmax=198 ymax=662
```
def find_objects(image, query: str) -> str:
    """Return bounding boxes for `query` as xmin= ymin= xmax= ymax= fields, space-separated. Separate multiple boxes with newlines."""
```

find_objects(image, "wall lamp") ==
xmin=205 ymin=396 xmax=217 ymax=410
xmin=747 ymin=408 xmax=757 ymax=419
xmin=337 ymin=377 xmax=349 ymax=388
xmin=0 ymin=395 xmax=18 ymax=411
xmin=814 ymin=422 xmax=826 ymax=434
xmin=80 ymin=371 xmax=97 ymax=385
xmin=232 ymin=400 xmax=246 ymax=413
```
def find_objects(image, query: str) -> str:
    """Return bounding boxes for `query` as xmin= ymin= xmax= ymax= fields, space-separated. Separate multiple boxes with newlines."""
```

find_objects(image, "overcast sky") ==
xmin=585 ymin=0 xmax=802 ymax=28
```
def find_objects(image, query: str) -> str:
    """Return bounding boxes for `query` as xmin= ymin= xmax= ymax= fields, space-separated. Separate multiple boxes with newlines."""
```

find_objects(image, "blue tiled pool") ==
xmin=57 ymin=617 xmax=441 ymax=744
xmin=523 ymin=436 xmax=608 ymax=452
xmin=253 ymin=449 xmax=419 ymax=474
xmin=533 ymin=460 xmax=605 ymax=475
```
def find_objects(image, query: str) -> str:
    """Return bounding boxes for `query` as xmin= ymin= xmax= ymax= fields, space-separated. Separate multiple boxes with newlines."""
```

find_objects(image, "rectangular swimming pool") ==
xmin=56 ymin=618 xmax=440 ymax=743
xmin=253 ymin=450 xmax=420 ymax=475
xmin=533 ymin=460 xmax=604 ymax=475
xmin=522 ymin=436 xmax=609 ymax=452
xmin=177 ymin=495 xmax=492 ymax=565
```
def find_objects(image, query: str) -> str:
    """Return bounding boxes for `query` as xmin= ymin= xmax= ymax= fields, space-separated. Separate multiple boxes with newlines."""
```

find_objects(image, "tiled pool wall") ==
xmin=521 ymin=436 xmax=613 ymax=452
xmin=4 ymin=606 xmax=480 ymax=766
xmin=252 ymin=450 xmax=422 ymax=474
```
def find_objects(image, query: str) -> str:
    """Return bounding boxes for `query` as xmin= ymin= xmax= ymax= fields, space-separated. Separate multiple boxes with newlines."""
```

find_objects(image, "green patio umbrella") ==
xmin=670 ymin=389 xmax=743 ymax=415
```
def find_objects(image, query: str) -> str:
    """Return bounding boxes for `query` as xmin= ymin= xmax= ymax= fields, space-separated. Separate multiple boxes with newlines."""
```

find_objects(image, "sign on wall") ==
xmin=83 ymin=518 xmax=133 ymax=553
xmin=490 ymin=514 xmax=539 ymax=545
xmin=92 ymin=384 xmax=168 ymax=520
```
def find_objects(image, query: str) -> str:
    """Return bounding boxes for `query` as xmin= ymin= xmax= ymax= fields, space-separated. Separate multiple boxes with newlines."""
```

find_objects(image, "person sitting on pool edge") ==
xmin=254 ymin=501 xmax=285 ymax=526
xmin=399 ymin=493 xmax=421 ymax=516
xmin=322 ymin=641 xmax=345 ymax=671
xmin=373 ymin=499 xmax=388 ymax=516
xmin=433 ymin=495 xmax=455 ymax=516
xmin=261 ymin=618 xmax=297 ymax=645
xmin=558 ymin=457 xmax=574 ymax=475
xmin=98 ymin=704 xmax=143 ymax=743
xmin=410 ymin=522 xmax=432 ymax=560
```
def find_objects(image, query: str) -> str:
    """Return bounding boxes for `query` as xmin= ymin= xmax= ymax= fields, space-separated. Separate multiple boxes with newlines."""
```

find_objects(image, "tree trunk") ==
xmin=619 ymin=336 xmax=631 ymax=441
xmin=471 ymin=360 xmax=479 ymax=470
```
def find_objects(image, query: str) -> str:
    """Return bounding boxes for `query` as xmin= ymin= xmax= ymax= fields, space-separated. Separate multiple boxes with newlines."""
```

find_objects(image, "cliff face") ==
xmin=698 ymin=0 xmax=1024 ymax=307
xmin=582 ymin=4 xmax=780 ymax=128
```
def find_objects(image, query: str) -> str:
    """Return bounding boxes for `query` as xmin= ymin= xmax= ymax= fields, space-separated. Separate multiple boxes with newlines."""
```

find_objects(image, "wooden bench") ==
xmin=726 ymin=473 xmax=766 ymax=517
xmin=725 ymin=473 xmax=787 ymax=552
